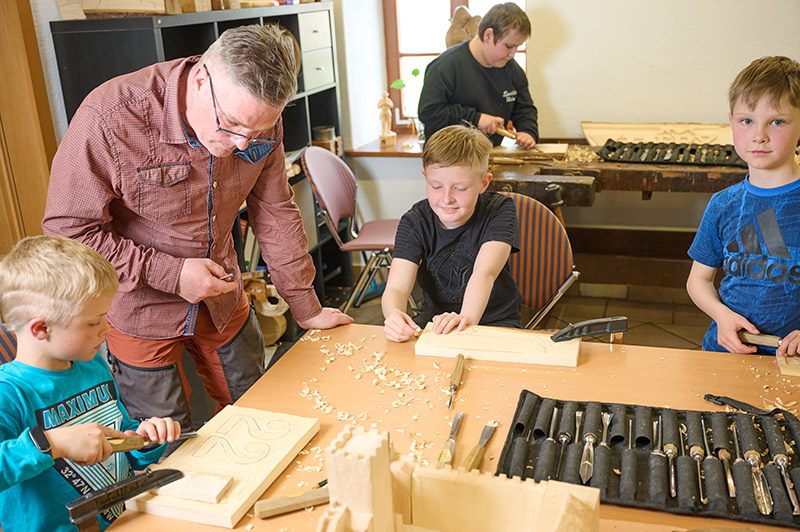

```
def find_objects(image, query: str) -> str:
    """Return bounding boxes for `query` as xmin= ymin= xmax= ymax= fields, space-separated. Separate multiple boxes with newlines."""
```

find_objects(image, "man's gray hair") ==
xmin=202 ymin=24 xmax=297 ymax=108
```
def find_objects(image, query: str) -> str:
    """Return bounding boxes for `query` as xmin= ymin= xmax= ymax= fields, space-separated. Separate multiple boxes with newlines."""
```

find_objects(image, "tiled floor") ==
xmin=345 ymin=283 xmax=711 ymax=350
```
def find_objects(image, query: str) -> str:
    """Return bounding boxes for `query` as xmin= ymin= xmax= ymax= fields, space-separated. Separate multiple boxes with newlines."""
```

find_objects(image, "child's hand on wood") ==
xmin=384 ymin=311 xmax=420 ymax=343
xmin=431 ymin=312 xmax=471 ymax=335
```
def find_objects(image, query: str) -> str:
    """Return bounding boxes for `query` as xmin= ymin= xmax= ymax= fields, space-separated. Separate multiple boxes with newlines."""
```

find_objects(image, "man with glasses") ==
xmin=43 ymin=25 xmax=352 ymax=436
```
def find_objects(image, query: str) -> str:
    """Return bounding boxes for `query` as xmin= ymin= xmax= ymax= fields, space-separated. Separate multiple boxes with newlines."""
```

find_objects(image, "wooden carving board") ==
xmin=127 ymin=405 xmax=319 ymax=528
xmin=580 ymin=121 xmax=733 ymax=146
xmin=414 ymin=324 xmax=580 ymax=367
xmin=777 ymin=354 xmax=800 ymax=377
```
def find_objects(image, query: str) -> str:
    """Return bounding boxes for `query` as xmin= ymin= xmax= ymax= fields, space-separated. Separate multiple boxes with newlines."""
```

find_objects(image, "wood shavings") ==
xmin=565 ymin=144 xmax=601 ymax=163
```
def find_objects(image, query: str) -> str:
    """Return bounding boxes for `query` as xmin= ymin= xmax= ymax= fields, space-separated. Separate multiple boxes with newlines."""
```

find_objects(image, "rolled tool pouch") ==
xmin=497 ymin=390 xmax=800 ymax=529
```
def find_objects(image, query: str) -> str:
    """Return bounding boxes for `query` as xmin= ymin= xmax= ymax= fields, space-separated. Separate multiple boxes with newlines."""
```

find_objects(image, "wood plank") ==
xmin=151 ymin=471 xmax=234 ymax=504
xmin=581 ymin=121 xmax=733 ymax=146
xmin=127 ymin=405 xmax=319 ymax=528
xmin=414 ymin=324 xmax=580 ymax=367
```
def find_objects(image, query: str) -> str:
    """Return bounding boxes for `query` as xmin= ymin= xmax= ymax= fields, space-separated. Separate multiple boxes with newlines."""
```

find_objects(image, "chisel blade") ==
xmin=579 ymin=441 xmax=594 ymax=484
xmin=436 ymin=411 xmax=463 ymax=469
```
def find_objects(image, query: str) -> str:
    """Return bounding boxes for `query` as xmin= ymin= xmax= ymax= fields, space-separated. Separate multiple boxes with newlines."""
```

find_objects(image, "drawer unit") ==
xmin=303 ymin=48 xmax=334 ymax=91
xmin=298 ymin=10 xmax=331 ymax=51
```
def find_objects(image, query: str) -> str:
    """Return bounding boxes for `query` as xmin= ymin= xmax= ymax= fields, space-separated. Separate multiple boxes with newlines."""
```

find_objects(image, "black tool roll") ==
xmin=496 ymin=390 xmax=800 ymax=529
xmin=596 ymin=139 xmax=747 ymax=168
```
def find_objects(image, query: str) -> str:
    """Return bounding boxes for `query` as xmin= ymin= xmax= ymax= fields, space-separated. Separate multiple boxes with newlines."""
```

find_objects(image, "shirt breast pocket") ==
xmin=136 ymin=162 xmax=190 ymax=222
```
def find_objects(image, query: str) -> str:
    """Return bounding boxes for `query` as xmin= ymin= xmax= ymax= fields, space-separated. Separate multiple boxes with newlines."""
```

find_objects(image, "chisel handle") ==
xmin=108 ymin=435 xmax=145 ymax=453
xmin=462 ymin=444 xmax=485 ymax=471
xmin=495 ymin=126 xmax=516 ymax=139
xmin=738 ymin=330 xmax=781 ymax=348
xmin=450 ymin=354 xmax=464 ymax=390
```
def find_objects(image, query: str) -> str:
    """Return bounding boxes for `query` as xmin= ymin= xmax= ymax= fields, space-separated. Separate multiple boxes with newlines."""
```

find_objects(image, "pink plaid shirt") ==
xmin=43 ymin=57 xmax=321 ymax=339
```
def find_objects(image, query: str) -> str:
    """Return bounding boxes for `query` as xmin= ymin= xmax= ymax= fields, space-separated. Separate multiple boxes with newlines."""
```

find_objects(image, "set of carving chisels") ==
xmin=596 ymin=139 xmax=747 ymax=168
xmin=497 ymin=391 xmax=800 ymax=528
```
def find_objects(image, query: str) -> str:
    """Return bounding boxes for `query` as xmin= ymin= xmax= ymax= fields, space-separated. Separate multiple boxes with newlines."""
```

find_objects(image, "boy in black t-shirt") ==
xmin=382 ymin=125 xmax=521 ymax=343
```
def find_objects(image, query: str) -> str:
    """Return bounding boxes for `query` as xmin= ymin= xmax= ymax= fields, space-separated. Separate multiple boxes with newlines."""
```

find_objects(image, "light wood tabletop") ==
xmin=109 ymin=323 xmax=799 ymax=531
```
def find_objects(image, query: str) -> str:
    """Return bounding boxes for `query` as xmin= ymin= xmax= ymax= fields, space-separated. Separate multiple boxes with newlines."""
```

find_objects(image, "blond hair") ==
xmin=0 ymin=236 xmax=119 ymax=329
xmin=478 ymin=2 xmax=531 ymax=42
xmin=729 ymin=56 xmax=800 ymax=112
xmin=201 ymin=24 xmax=297 ymax=108
xmin=422 ymin=124 xmax=493 ymax=174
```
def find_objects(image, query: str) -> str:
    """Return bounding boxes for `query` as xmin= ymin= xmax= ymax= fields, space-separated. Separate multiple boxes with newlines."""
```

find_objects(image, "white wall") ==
xmin=526 ymin=0 xmax=800 ymax=138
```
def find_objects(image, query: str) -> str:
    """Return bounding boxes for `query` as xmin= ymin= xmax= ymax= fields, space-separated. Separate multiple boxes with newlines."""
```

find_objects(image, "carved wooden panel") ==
xmin=127 ymin=405 xmax=319 ymax=528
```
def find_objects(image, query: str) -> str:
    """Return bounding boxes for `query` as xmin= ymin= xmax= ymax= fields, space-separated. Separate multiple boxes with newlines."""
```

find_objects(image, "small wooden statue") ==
xmin=378 ymin=91 xmax=397 ymax=147
xmin=445 ymin=5 xmax=481 ymax=48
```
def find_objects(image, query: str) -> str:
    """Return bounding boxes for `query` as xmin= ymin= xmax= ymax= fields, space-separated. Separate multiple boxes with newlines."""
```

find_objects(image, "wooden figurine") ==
xmin=378 ymin=91 xmax=397 ymax=147
xmin=317 ymin=425 xmax=600 ymax=532
xmin=445 ymin=6 xmax=481 ymax=48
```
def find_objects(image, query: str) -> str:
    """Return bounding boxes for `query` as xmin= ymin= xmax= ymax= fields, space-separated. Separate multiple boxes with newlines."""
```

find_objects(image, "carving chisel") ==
xmin=446 ymin=353 xmax=465 ymax=409
xmin=687 ymin=423 xmax=707 ymax=504
xmin=737 ymin=330 xmax=782 ymax=348
xmin=599 ymin=412 xmax=612 ymax=448
xmin=436 ymin=411 xmax=464 ymax=469
xmin=735 ymin=422 xmax=773 ymax=515
xmin=663 ymin=432 xmax=678 ymax=499
xmin=555 ymin=419 xmax=573 ymax=480
xmin=546 ymin=407 xmax=559 ymax=479
xmin=760 ymin=417 xmax=800 ymax=515
xmin=108 ymin=431 xmax=198 ymax=453
xmin=495 ymin=126 xmax=516 ymax=139
xmin=462 ymin=420 xmax=499 ymax=471
xmin=579 ymin=414 xmax=596 ymax=484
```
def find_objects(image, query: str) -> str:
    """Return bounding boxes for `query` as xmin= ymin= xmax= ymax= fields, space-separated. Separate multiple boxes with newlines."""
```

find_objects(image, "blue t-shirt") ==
xmin=0 ymin=353 xmax=163 ymax=532
xmin=688 ymin=176 xmax=800 ymax=354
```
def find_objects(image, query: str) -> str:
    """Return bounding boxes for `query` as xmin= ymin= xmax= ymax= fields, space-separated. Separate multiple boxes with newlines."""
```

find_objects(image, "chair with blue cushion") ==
xmin=500 ymin=191 xmax=579 ymax=329
xmin=0 ymin=323 xmax=17 ymax=364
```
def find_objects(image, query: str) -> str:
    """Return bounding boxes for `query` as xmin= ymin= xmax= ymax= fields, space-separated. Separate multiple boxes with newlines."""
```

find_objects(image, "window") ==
xmin=382 ymin=0 xmax=526 ymax=132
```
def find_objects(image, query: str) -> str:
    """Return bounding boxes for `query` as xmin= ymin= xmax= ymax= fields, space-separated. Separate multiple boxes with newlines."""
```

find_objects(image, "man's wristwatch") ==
xmin=29 ymin=426 xmax=52 ymax=456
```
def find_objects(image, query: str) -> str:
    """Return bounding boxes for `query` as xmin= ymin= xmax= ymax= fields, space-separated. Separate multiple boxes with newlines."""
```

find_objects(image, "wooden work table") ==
xmin=109 ymin=324 xmax=798 ymax=531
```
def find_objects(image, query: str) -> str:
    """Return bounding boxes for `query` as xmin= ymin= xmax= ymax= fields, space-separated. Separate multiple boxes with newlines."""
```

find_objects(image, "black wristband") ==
xmin=29 ymin=426 xmax=52 ymax=456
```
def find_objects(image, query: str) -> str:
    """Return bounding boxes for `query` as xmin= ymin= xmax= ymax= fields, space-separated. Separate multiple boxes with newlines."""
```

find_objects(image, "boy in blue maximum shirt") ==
xmin=382 ymin=124 xmax=521 ymax=342
xmin=0 ymin=236 xmax=180 ymax=532
xmin=687 ymin=56 xmax=800 ymax=356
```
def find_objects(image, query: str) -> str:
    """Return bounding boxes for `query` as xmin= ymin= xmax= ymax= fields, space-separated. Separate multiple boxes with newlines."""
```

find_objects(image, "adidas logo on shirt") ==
xmin=722 ymin=208 xmax=800 ymax=284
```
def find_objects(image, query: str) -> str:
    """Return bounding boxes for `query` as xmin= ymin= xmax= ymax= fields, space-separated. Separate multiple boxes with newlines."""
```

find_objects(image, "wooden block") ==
xmin=127 ymin=405 xmax=319 ymax=528
xmin=312 ymin=137 xmax=343 ymax=156
xmin=240 ymin=0 xmax=278 ymax=6
xmin=57 ymin=0 xmax=86 ymax=19
xmin=414 ymin=324 xmax=580 ymax=367
xmin=380 ymin=131 xmax=397 ymax=147
xmin=777 ymin=354 xmax=800 ymax=377
xmin=254 ymin=485 xmax=328 ymax=518
xmin=411 ymin=467 xmax=598 ymax=532
xmin=151 ymin=471 xmax=233 ymax=503
xmin=82 ymin=0 xmax=170 ymax=14
xmin=580 ymin=121 xmax=733 ymax=146
xmin=180 ymin=0 xmax=211 ymax=11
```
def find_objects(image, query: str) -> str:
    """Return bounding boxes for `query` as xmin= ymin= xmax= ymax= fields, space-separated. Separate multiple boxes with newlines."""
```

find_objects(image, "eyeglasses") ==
xmin=203 ymin=64 xmax=276 ymax=146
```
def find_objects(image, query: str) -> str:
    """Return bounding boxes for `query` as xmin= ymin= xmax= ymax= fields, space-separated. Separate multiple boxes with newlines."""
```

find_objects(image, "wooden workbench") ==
xmin=109 ymin=323 xmax=797 ymax=531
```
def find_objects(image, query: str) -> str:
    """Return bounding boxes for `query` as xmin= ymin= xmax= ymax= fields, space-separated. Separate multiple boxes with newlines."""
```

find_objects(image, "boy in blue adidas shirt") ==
xmin=0 ymin=236 xmax=180 ymax=532
xmin=687 ymin=56 xmax=800 ymax=356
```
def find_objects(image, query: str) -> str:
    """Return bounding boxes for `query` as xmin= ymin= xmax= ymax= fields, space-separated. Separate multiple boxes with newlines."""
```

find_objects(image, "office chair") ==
xmin=301 ymin=146 xmax=406 ymax=314
xmin=500 ymin=191 xmax=580 ymax=329
xmin=0 ymin=323 xmax=17 ymax=364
